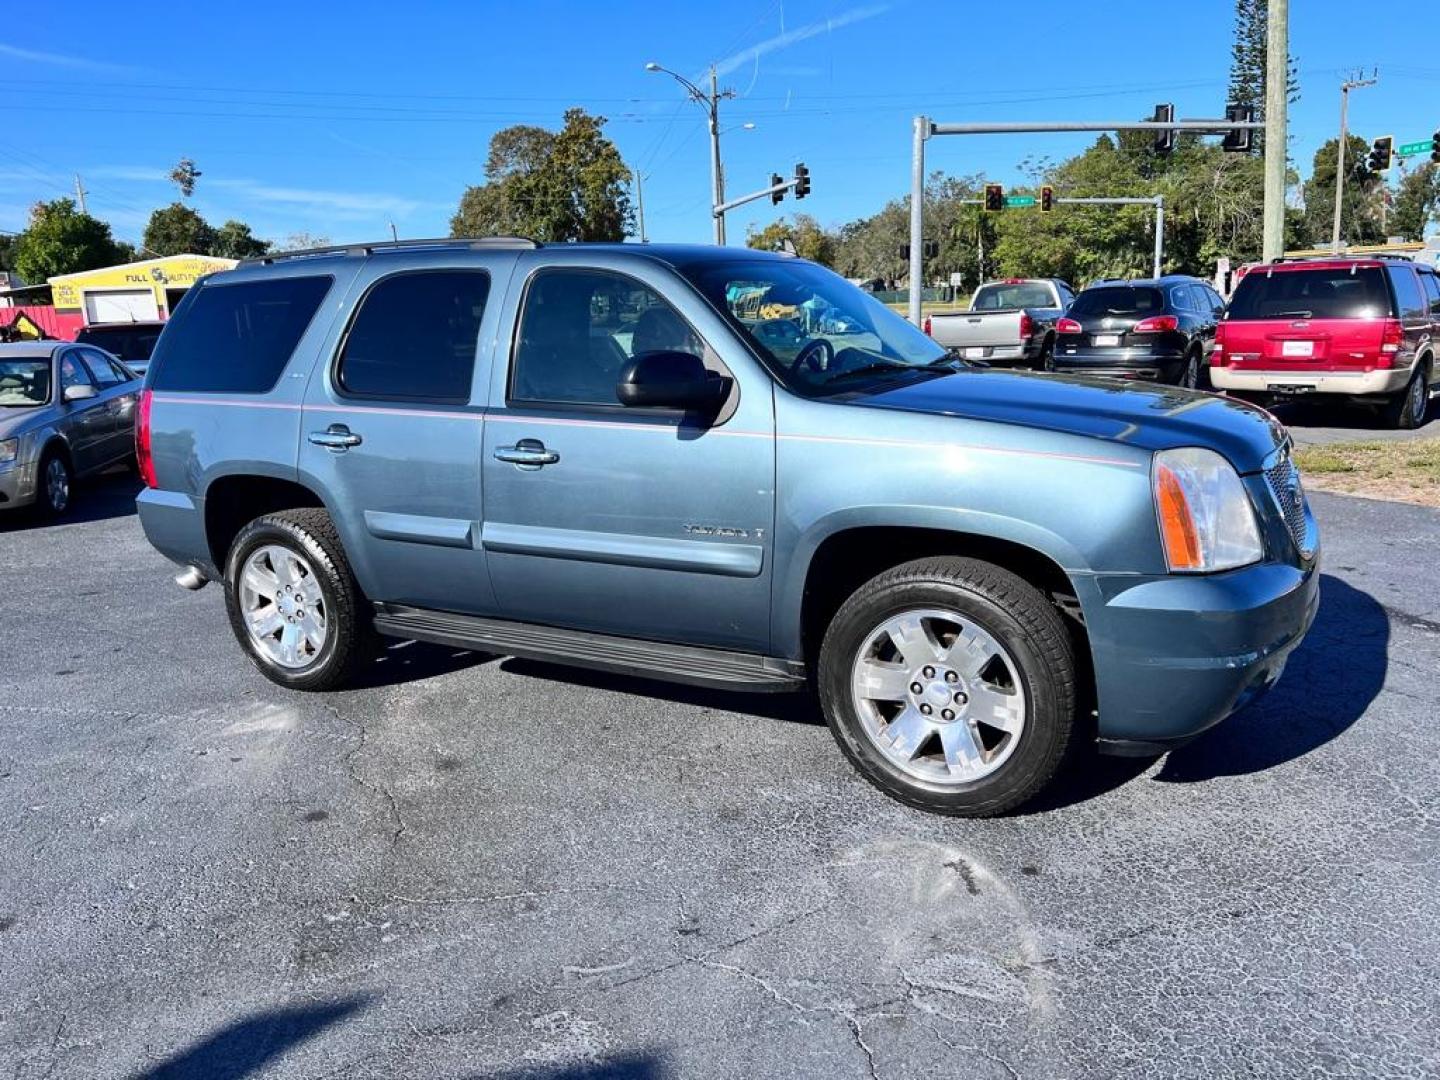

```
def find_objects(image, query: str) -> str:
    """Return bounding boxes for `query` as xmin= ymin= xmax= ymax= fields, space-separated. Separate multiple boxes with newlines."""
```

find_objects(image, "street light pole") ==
xmin=1331 ymin=74 xmax=1377 ymax=251
xmin=1261 ymin=0 xmax=1288 ymax=261
xmin=647 ymin=62 xmax=735 ymax=245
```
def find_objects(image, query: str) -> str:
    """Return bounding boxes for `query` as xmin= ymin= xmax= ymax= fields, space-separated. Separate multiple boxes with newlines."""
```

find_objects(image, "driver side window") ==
xmin=510 ymin=269 xmax=704 ymax=407
xmin=59 ymin=352 xmax=93 ymax=391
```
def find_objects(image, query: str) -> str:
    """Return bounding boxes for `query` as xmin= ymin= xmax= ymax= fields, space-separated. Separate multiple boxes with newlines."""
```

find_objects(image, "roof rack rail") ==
xmin=242 ymin=236 xmax=540 ymax=266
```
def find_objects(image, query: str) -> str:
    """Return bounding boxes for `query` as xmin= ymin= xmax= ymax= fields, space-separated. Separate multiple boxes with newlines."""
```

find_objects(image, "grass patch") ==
xmin=1293 ymin=438 xmax=1440 ymax=507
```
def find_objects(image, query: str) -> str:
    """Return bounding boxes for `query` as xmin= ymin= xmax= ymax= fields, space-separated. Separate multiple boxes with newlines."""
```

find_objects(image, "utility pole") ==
xmin=73 ymin=174 xmax=88 ymax=215
xmin=628 ymin=163 xmax=647 ymax=243
xmin=1331 ymin=73 xmax=1377 ymax=251
xmin=646 ymin=62 xmax=734 ymax=245
xmin=1261 ymin=0 xmax=1288 ymax=261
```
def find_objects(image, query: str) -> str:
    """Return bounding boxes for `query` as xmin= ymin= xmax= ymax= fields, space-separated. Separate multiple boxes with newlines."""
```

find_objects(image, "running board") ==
xmin=372 ymin=604 xmax=807 ymax=693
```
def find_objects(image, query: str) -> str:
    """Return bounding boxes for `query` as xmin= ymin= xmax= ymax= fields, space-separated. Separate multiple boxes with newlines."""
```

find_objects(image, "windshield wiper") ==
xmin=821 ymin=361 xmax=921 ymax=384
xmin=1269 ymin=310 xmax=1313 ymax=318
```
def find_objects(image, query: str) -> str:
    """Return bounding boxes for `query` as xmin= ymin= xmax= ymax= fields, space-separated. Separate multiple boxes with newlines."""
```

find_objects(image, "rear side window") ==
xmin=1420 ymin=271 xmax=1440 ymax=315
xmin=972 ymin=283 xmax=1056 ymax=310
xmin=149 ymin=276 xmax=332 ymax=393
xmin=1387 ymin=267 xmax=1427 ymax=320
xmin=337 ymin=270 xmax=490 ymax=402
xmin=1068 ymin=286 xmax=1164 ymax=318
xmin=1226 ymin=267 xmax=1392 ymax=321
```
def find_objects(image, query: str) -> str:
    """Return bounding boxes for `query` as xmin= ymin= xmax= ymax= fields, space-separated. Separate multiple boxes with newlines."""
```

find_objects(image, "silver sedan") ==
xmin=0 ymin=341 xmax=141 ymax=516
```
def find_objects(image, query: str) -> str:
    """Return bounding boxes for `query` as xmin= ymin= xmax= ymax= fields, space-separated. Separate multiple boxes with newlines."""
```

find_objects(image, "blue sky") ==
xmin=1 ymin=0 xmax=1435 ymax=249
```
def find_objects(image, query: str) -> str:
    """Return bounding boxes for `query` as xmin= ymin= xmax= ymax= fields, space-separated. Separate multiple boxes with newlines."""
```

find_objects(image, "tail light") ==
xmin=1056 ymin=317 xmax=1082 ymax=334
xmin=135 ymin=388 xmax=156 ymax=488
xmin=1210 ymin=324 xmax=1228 ymax=367
xmin=1018 ymin=312 xmax=1034 ymax=340
xmin=1378 ymin=318 xmax=1403 ymax=368
xmin=922 ymin=316 xmax=932 ymax=336
xmin=1132 ymin=315 xmax=1179 ymax=333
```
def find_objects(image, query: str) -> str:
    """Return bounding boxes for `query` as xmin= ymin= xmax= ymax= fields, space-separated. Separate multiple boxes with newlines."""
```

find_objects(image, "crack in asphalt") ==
xmin=326 ymin=705 xmax=405 ymax=846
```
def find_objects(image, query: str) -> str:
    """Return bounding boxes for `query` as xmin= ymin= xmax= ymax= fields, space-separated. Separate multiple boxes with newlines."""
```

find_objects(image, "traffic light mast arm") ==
xmin=713 ymin=176 xmax=798 ymax=216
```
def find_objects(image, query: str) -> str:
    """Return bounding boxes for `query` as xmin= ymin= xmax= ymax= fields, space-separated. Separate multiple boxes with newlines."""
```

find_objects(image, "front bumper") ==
xmin=0 ymin=459 xmax=38 ymax=510
xmin=1209 ymin=366 xmax=1409 ymax=397
xmin=1051 ymin=348 xmax=1185 ymax=381
xmin=1078 ymin=550 xmax=1320 ymax=755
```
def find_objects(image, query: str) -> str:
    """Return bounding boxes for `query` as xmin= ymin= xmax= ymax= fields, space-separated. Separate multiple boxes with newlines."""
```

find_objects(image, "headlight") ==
xmin=1153 ymin=447 xmax=1263 ymax=573
xmin=0 ymin=438 xmax=17 ymax=467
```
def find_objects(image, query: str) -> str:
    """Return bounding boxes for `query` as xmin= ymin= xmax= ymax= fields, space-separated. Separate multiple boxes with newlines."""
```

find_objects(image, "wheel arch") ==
xmin=203 ymin=473 xmax=326 ymax=573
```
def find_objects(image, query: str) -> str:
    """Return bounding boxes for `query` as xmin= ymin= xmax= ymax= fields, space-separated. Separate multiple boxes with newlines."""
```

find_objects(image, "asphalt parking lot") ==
xmin=3 ymin=473 xmax=1438 ymax=1080
xmin=1270 ymin=396 xmax=1438 ymax=447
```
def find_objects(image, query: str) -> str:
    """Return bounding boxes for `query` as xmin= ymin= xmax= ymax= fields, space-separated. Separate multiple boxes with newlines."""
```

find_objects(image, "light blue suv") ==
xmin=134 ymin=239 xmax=1319 ymax=815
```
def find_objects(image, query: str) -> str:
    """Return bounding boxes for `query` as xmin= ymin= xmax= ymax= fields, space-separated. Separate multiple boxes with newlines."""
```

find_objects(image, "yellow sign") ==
xmin=49 ymin=254 xmax=236 ymax=315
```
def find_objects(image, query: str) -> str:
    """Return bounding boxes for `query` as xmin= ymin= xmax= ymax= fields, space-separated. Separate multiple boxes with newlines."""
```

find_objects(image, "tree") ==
xmin=169 ymin=157 xmax=202 ymax=199
xmin=451 ymin=108 xmax=632 ymax=242
xmin=1301 ymin=136 xmax=1383 ymax=246
xmin=212 ymin=219 xmax=270 ymax=259
xmin=280 ymin=231 xmax=330 ymax=252
xmin=143 ymin=202 xmax=216 ymax=257
xmin=746 ymin=213 xmax=835 ymax=265
xmin=12 ymin=198 xmax=126 ymax=283
xmin=0 ymin=232 xmax=15 ymax=276
xmin=1392 ymin=163 xmax=1440 ymax=242
xmin=1226 ymin=0 xmax=1299 ymax=150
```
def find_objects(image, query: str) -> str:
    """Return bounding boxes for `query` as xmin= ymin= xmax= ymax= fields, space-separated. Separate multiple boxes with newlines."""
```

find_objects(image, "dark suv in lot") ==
xmin=1052 ymin=275 xmax=1227 ymax=387
xmin=1210 ymin=256 xmax=1439 ymax=428
xmin=134 ymin=239 xmax=1318 ymax=817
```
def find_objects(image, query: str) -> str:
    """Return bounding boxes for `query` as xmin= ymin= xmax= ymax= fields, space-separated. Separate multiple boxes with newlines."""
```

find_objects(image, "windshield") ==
xmin=0 ymin=359 xmax=51 ymax=407
xmin=680 ymin=259 xmax=948 ymax=395
xmin=971 ymin=282 xmax=1054 ymax=310
xmin=1068 ymin=286 xmax=1164 ymax=318
xmin=1226 ymin=267 xmax=1392 ymax=321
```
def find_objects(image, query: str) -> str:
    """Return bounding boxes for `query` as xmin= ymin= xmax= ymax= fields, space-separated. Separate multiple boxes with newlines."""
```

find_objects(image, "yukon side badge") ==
xmin=684 ymin=524 xmax=764 ymax=540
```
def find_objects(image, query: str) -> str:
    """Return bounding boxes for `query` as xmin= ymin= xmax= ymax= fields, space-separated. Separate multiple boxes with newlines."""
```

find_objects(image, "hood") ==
xmin=0 ymin=405 xmax=48 ymax=438
xmin=857 ymin=369 xmax=1286 ymax=473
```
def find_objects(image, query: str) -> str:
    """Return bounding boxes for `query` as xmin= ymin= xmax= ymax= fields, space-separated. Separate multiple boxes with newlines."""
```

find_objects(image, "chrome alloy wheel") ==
xmin=238 ymin=544 xmax=327 ymax=669
xmin=45 ymin=457 xmax=69 ymax=512
xmin=850 ymin=608 xmax=1026 ymax=785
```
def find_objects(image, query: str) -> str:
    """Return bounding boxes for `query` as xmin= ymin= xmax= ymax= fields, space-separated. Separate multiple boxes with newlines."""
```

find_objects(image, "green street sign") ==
xmin=1005 ymin=195 xmax=1037 ymax=208
xmin=1399 ymin=140 xmax=1432 ymax=156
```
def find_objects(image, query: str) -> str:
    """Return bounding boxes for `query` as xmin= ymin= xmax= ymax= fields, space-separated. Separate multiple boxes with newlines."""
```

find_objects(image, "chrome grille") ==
xmin=1264 ymin=448 xmax=1313 ymax=558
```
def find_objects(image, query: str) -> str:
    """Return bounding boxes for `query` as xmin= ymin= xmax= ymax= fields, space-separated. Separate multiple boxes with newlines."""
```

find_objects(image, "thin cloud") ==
xmin=0 ymin=42 xmax=137 ymax=74
xmin=207 ymin=177 xmax=430 ymax=220
xmin=712 ymin=4 xmax=889 ymax=77
xmin=89 ymin=166 xmax=171 ymax=183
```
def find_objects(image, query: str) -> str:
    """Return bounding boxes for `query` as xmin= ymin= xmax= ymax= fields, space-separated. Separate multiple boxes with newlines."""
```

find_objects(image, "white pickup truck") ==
xmin=924 ymin=278 xmax=1075 ymax=368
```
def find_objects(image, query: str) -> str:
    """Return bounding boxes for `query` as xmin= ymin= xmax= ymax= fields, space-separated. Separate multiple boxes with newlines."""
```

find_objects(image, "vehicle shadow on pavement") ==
xmin=1271 ymin=398 xmax=1433 ymax=435
xmin=128 ymin=994 xmax=369 ymax=1080
xmin=482 ymin=1052 xmax=668 ymax=1079
xmin=352 ymin=639 xmax=498 ymax=689
xmin=0 ymin=468 xmax=140 ymax=531
xmin=1157 ymin=573 xmax=1386 ymax=783
xmin=497 ymin=658 xmax=825 ymax=726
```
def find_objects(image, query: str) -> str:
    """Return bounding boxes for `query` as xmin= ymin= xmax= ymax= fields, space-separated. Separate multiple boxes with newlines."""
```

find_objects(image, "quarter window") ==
xmin=1388 ymin=267 xmax=1427 ymax=321
xmin=149 ymin=275 xmax=332 ymax=393
xmin=510 ymin=269 xmax=704 ymax=407
xmin=337 ymin=270 xmax=490 ymax=402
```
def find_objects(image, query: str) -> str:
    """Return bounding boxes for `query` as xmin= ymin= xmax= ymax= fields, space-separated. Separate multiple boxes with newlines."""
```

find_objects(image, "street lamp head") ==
xmin=644 ymin=62 xmax=662 ymax=72
xmin=742 ymin=122 xmax=756 ymax=130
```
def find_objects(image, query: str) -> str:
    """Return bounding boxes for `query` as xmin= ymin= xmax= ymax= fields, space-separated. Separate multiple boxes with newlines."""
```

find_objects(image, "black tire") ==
xmin=817 ymin=556 xmax=1077 ymax=817
xmin=1383 ymin=360 xmax=1430 ymax=430
xmin=35 ymin=445 xmax=72 ymax=518
xmin=1035 ymin=335 xmax=1055 ymax=372
xmin=223 ymin=508 xmax=377 ymax=691
xmin=1179 ymin=347 xmax=1203 ymax=390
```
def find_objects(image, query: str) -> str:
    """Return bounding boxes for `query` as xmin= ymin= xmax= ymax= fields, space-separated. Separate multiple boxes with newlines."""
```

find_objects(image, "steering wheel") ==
xmin=790 ymin=337 xmax=835 ymax=374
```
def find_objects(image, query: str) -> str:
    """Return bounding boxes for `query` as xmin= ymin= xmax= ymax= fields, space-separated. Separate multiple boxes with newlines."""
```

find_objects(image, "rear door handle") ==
xmin=308 ymin=424 xmax=362 ymax=451
xmin=494 ymin=438 xmax=559 ymax=469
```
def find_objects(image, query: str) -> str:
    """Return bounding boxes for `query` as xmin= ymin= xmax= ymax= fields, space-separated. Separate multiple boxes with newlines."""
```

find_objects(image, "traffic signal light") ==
xmin=770 ymin=173 xmax=785 ymax=205
xmin=794 ymin=162 xmax=810 ymax=199
xmin=1152 ymin=103 xmax=1175 ymax=155
xmin=923 ymin=239 xmax=939 ymax=259
xmin=1222 ymin=104 xmax=1254 ymax=153
xmin=1431 ymin=130 xmax=1439 ymax=164
xmin=984 ymin=183 xmax=1004 ymax=212
xmin=1039 ymin=185 xmax=1055 ymax=213
xmin=1368 ymin=136 xmax=1394 ymax=173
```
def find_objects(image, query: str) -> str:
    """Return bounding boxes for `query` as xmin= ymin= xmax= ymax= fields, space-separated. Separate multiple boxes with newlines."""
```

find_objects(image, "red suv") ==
xmin=1210 ymin=256 xmax=1440 ymax=428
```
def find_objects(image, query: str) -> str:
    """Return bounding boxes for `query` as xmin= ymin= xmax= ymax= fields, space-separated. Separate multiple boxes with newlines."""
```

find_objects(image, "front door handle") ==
xmin=494 ymin=438 xmax=559 ymax=469
xmin=309 ymin=424 xmax=363 ymax=451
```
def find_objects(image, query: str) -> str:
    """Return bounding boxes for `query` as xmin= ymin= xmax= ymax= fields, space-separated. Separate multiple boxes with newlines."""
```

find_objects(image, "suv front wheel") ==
xmin=818 ymin=557 xmax=1077 ymax=816
xmin=223 ymin=508 xmax=376 ymax=691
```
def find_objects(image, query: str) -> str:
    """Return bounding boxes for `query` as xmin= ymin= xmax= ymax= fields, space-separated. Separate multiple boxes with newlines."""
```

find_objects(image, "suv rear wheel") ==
xmin=1384 ymin=359 xmax=1430 ymax=430
xmin=223 ymin=508 xmax=376 ymax=691
xmin=817 ymin=556 xmax=1076 ymax=816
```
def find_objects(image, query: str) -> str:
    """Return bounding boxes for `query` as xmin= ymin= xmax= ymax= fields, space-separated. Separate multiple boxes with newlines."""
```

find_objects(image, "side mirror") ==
xmin=616 ymin=351 xmax=727 ymax=411
xmin=63 ymin=383 xmax=98 ymax=404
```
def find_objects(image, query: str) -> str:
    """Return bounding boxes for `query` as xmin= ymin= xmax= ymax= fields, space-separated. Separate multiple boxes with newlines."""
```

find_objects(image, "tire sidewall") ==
xmin=818 ymin=574 xmax=1069 ymax=814
xmin=38 ymin=450 xmax=71 ymax=516
xmin=224 ymin=518 xmax=347 ymax=690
